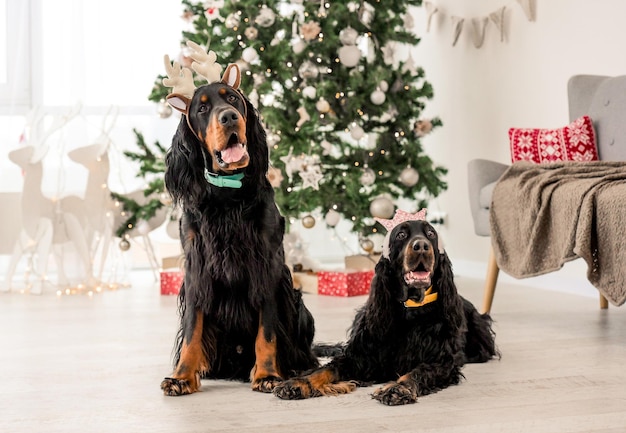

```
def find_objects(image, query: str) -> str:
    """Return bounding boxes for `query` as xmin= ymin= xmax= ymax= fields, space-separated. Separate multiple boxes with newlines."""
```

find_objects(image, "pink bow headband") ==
xmin=374 ymin=208 xmax=427 ymax=232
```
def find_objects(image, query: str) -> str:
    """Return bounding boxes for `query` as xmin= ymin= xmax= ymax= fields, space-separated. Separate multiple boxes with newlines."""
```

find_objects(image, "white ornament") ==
xmin=299 ymin=167 xmax=324 ymax=190
xmin=157 ymin=99 xmax=172 ymax=119
xmin=360 ymin=167 xmax=376 ymax=186
xmin=381 ymin=41 xmax=396 ymax=65
xmin=359 ymin=2 xmax=375 ymax=26
xmin=225 ymin=13 xmax=240 ymax=29
xmin=298 ymin=61 xmax=319 ymax=79
xmin=292 ymin=38 xmax=307 ymax=54
xmin=338 ymin=45 xmax=361 ymax=68
xmin=324 ymin=209 xmax=341 ymax=227
xmin=369 ymin=196 xmax=394 ymax=219
xmin=204 ymin=0 xmax=225 ymax=23
xmin=370 ymin=89 xmax=386 ymax=105
xmin=302 ymin=86 xmax=316 ymax=99
xmin=320 ymin=139 xmax=333 ymax=155
xmin=379 ymin=80 xmax=389 ymax=92
xmin=242 ymin=47 xmax=259 ymax=63
xmin=136 ymin=220 xmax=151 ymax=236
xmin=339 ymin=27 xmax=359 ymax=45
xmin=166 ymin=219 xmax=180 ymax=239
xmin=296 ymin=106 xmax=310 ymax=128
xmin=350 ymin=123 xmax=365 ymax=140
xmin=399 ymin=167 xmax=420 ymax=187
xmin=255 ymin=6 xmax=276 ymax=28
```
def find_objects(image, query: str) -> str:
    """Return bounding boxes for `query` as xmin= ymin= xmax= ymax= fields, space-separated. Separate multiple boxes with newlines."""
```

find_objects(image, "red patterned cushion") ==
xmin=509 ymin=115 xmax=598 ymax=163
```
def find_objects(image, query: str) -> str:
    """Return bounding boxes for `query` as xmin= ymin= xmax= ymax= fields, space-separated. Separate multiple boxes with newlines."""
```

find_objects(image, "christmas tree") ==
xmin=119 ymin=0 xmax=446 ymax=249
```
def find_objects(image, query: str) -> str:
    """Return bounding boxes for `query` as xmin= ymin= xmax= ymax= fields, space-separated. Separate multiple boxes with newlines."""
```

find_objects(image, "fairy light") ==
xmin=354 ymin=161 xmax=360 ymax=167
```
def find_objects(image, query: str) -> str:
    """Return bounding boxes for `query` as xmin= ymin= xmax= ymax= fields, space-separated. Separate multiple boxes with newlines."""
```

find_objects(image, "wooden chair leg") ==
xmin=481 ymin=247 xmax=500 ymax=314
xmin=599 ymin=294 xmax=609 ymax=309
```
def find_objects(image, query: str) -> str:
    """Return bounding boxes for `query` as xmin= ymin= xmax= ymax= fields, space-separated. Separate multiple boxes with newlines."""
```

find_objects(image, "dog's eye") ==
xmin=227 ymin=94 xmax=238 ymax=103
xmin=396 ymin=231 xmax=407 ymax=241
xmin=199 ymin=104 xmax=209 ymax=113
xmin=426 ymin=229 xmax=436 ymax=239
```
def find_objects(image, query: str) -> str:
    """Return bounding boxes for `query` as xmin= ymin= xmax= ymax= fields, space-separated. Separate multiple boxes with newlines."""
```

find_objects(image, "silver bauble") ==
xmin=369 ymin=197 xmax=394 ymax=219
xmin=119 ymin=239 xmax=131 ymax=251
xmin=399 ymin=167 xmax=420 ymax=187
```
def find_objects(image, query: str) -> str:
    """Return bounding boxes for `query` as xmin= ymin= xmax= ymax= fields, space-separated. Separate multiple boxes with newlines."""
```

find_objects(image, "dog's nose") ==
xmin=412 ymin=239 xmax=430 ymax=252
xmin=220 ymin=110 xmax=240 ymax=127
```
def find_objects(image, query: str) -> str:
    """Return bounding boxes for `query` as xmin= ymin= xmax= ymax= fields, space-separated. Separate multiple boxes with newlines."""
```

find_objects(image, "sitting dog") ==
xmin=159 ymin=48 xmax=318 ymax=396
xmin=275 ymin=211 xmax=498 ymax=405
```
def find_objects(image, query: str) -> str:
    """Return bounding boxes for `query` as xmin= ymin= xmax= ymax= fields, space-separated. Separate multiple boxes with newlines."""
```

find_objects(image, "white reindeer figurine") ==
xmin=3 ymin=106 xmax=95 ymax=294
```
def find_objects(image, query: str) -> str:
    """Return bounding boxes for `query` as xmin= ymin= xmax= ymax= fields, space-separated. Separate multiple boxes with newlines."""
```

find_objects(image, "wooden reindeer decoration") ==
xmin=3 ymin=106 xmax=95 ymax=294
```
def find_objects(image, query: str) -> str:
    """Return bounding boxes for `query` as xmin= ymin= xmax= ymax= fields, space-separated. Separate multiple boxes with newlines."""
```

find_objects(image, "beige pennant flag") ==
xmin=489 ymin=6 xmax=506 ymax=42
xmin=471 ymin=17 xmax=489 ymax=49
xmin=424 ymin=1 xmax=439 ymax=32
xmin=451 ymin=16 xmax=464 ymax=46
xmin=516 ymin=0 xmax=536 ymax=21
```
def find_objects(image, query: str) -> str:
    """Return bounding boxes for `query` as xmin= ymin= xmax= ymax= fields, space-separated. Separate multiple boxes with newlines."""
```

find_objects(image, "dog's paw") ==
xmin=161 ymin=377 xmax=198 ymax=396
xmin=372 ymin=382 xmax=417 ymax=406
xmin=274 ymin=378 xmax=318 ymax=400
xmin=252 ymin=375 xmax=283 ymax=393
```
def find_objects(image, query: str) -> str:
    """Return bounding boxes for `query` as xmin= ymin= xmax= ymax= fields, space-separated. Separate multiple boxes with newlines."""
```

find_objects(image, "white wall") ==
xmin=408 ymin=0 xmax=626 ymax=286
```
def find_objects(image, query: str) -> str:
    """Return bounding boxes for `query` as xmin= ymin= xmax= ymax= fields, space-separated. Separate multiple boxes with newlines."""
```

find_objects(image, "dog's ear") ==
xmin=434 ymin=252 xmax=465 ymax=329
xmin=243 ymin=97 xmax=269 ymax=181
xmin=221 ymin=64 xmax=241 ymax=90
xmin=165 ymin=119 xmax=206 ymax=209
xmin=166 ymin=93 xmax=191 ymax=114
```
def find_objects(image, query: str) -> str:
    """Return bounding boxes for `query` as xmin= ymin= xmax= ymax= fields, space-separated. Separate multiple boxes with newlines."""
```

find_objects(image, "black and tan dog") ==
xmin=160 ymin=61 xmax=318 ymax=396
xmin=274 ymin=216 xmax=498 ymax=405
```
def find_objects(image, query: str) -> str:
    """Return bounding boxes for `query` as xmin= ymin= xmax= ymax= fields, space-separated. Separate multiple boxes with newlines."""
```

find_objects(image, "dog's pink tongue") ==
xmin=221 ymin=144 xmax=245 ymax=163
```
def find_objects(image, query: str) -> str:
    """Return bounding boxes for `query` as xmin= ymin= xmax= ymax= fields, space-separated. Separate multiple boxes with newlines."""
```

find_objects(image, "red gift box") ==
xmin=160 ymin=271 xmax=183 ymax=295
xmin=318 ymin=270 xmax=374 ymax=297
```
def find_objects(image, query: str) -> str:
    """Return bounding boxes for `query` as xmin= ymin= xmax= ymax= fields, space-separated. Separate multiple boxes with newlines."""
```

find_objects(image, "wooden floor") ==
xmin=2 ymin=271 xmax=626 ymax=433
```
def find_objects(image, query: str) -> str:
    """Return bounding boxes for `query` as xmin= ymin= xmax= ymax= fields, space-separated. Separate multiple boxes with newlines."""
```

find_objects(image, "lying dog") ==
xmin=159 ymin=46 xmax=318 ymax=396
xmin=275 ymin=212 xmax=498 ymax=405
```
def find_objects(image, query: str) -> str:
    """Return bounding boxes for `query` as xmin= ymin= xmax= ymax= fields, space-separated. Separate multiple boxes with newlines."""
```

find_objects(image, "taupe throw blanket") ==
xmin=490 ymin=161 xmax=626 ymax=306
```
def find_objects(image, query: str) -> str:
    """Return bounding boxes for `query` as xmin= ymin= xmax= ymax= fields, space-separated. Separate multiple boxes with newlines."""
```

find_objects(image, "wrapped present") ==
xmin=318 ymin=269 xmax=374 ymax=297
xmin=344 ymin=254 xmax=381 ymax=271
xmin=293 ymin=271 xmax=318 ymax=294
xmin=160 ymin=271 xmax=183 ymax=295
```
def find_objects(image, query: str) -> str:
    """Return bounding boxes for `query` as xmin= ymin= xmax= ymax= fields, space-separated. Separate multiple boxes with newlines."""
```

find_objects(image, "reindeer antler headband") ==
xmin=162 ymin=40 xmax=224 ymax=99
xmin=162 ymin=40 xmax=244 ymax=120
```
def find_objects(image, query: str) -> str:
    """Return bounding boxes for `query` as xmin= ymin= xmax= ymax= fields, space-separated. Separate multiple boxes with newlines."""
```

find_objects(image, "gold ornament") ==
xmin=301 ymin=215 xmax=316 ymax=229
xmin=360 ymin=238 xmax=375 ymax=253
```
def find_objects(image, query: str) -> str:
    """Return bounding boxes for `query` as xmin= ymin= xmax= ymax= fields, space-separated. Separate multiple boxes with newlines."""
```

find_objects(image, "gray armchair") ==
xmin=468 ymin=74 xmax=626 ymax=313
